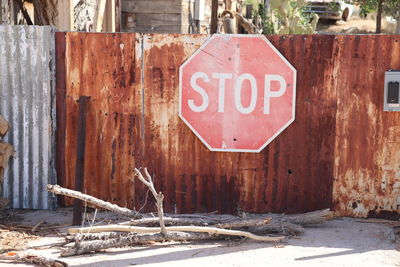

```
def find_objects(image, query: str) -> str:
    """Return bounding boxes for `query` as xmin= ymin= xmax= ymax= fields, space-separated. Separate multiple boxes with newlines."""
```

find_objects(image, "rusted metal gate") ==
xmin=56 ymin=33 xmax=400 ymax=216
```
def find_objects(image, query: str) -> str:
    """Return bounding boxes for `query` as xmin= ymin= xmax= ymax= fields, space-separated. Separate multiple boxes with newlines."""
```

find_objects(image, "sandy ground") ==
xmin=0 ymin=209 xmax=399 ymax=267
xmin=316 ymin=15 xmax=397 ymax=34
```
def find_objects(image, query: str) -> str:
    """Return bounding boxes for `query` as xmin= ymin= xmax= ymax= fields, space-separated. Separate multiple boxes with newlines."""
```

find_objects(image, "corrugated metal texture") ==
xmin=58 ymin=33 xmax=337 ymax=214
xmin=139 ymin=34 xmax=336 ymax=214
xmin=58 ymin=32 xmax=142 ymax=207
xmin=0 ymin=25 xmax=57 ymax=209
xmin=333 ymin=35 xmax=400 ymax=217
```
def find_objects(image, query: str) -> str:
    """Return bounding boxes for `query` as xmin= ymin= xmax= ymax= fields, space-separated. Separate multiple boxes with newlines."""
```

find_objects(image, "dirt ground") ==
xmin=0 ymin=208 xmax=399 ymax=267
xmin=316 ymin=15 xmax=398 ymax=34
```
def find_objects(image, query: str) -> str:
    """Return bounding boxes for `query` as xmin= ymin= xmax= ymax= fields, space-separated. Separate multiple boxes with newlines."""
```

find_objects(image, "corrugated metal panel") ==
xmin=57 ymin=32 xmax=141 ymax=208
xmin=57 ymin=33 xmax=400 ymax=216
xmin=333 ymin=35 xmax=400 ymax=218
xmin=0 ymin=25 xmax=57 ymax=209
xmin=57 ymin=33 xmax=336 ymax=214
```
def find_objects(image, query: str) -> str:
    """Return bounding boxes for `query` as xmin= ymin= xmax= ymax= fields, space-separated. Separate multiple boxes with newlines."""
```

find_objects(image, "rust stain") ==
xmin=61 ymin=32 xmax=141 ymax=207
xmin=57 ymin=33 xmax=400 ymax=216
xmin=332 ymin=35 xmax=400 ymax=217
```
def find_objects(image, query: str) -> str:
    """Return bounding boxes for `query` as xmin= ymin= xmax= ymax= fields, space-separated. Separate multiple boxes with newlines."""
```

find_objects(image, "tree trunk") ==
xmin=376 ymin=0 xmax=384 ymax=34
xmin=396 ymin=14 xmax=400 ymax=34
xmin=264 ymin=0 xmax=270 ymax=15
xmin=210 ymin=0 xmax=219 ymax=33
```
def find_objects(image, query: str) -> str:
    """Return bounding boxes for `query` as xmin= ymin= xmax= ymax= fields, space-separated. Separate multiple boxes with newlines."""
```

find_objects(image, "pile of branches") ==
xmin=47 ymin=168 xmax=334 ymax=257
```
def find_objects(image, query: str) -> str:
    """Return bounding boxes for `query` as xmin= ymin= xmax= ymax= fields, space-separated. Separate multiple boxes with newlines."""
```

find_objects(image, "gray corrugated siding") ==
xmin=0 ymin=25 xmax=56 ymax=209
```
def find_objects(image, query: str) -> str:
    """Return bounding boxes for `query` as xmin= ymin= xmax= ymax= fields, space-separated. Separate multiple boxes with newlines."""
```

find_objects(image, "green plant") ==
xmin=253 ymin=3 xmax=275 ymax=34
xmin=270 ymin=0 xmax=319 ymax=34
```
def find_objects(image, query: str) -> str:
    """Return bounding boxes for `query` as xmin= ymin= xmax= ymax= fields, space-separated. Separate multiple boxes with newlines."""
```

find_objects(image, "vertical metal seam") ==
xmin=140 ymin=33 xmax=145 ymax=157
xmin=49 ymin=27 xmax=57 ymax=209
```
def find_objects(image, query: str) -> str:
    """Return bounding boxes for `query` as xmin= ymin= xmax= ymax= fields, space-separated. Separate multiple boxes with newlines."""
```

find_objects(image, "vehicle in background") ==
xmin=305 ymin=0 xmax=355 ymax=21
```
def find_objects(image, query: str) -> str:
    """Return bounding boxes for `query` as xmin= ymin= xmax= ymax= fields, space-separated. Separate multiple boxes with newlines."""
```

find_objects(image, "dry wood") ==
xmin=93 ymin=0 xmax=107 ymax=32
xmin=118 ymin=216 xmax=211 ymax=226
xmin=65 ymin=232 xmax=125 ymax=242
xmin=104 ymin=0 xmax=116 ymax=32
xmin=0 ymin=252 xmax=68 ymax=267
xmin=216 ymin=217 xmax=272 ymax=229
xmin=248 ymin=222 xmax=305 ymax=235
xmin=0 ymin=116 xmax=9 ymax=138
xmin=0 ymin=119 xmax=13 ymax=194
xmin=68 ymin=224 xmax=284 ymax=242
xmin=61 ymin=232 xmax=215 ymax=257
xmin=281 ymin=208 xmax=333 ymax=226
xmin=0 ymin=143 xmax=14 ymax=168
xmin=165 ymin=212 xmax=237 ymax=221
xmin=119 ymin=216 xmax=272 ymax=228
xmin=31 ymin=221 xmax=45 ymax=232
xmin=0 ymin=197 xmax=10 ymax=210
xmin=232 ymin=11 xmax=261 ymax=34
xmin=133 ymin=168 xmax=167 ymax=237
xmin=47 ymin=184 xmax=139 ymax=218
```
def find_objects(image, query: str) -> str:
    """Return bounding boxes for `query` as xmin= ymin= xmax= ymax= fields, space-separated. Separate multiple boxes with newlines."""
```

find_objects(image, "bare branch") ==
xmin=47 ymin=185 xmax=139 ymax=218
xmin=133 ymin=168 xmax=168 ymax=237
xmin=68 ymin=224 xmax=284 ymax=242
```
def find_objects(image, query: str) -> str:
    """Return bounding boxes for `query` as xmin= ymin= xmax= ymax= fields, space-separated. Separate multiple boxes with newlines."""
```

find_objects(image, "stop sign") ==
xmin=179 ymin=34 xmax=296 ymax=152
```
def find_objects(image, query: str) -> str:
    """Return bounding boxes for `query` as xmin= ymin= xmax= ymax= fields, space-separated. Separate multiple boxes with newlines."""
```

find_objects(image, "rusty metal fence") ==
xmin=0 ymin=27 xmax=398 ymax=215
xmin=55 ymin=32 xmax=400 ymax=217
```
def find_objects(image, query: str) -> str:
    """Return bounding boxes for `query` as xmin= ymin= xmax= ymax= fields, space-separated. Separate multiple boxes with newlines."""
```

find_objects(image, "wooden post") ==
xmin=103 ymin=0 xmax=116 ymax=32
xmin=93 ymin=0 xmax=107 ymax=32
xmin=57 ymin=0 xmax=74 ymax=31
xmin=210 ymin=0 xmax=219 ymax=34
xmin=72 ymin=96 xmax=90 ymax=226
xmin=115 ymin=0 xmax=121 ymax=32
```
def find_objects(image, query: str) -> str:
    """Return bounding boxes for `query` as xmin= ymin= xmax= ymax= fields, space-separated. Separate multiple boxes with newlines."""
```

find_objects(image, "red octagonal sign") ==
xmin=179 ymin=34 xmax=296 ymax=152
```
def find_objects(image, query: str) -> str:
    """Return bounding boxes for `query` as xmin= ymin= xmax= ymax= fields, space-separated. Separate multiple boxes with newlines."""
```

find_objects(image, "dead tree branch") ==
xmin=68 ymin=224 xmax=284 ymax=242
xmin=0 ymin=252 xmax=68 ymax=267
xmin=61 ymin=232 xmax=215 ymax=257
xmin=248 ymin=222 xmax=305 ymax=236
xmin=133 ymin=168 xmax=167 ymax=237
xmin=282 ymin=208 xmax=333 ymax=226
xmin=119 ymin=217 xmax=272 ymax=228
xmin=47 ymin=184 xmax=139 ymax=218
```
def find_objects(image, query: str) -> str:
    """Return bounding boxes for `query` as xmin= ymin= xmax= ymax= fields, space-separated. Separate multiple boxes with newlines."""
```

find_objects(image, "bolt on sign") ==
xmin=179 ymin=34 xmax=297 ymax=152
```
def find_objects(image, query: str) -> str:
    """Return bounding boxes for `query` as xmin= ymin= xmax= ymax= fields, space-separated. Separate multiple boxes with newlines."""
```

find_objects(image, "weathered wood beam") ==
xmin=93 ymin=0 xmax=107 ymax=32
xmin=57 ymin=0 xmax=74 ymax=31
